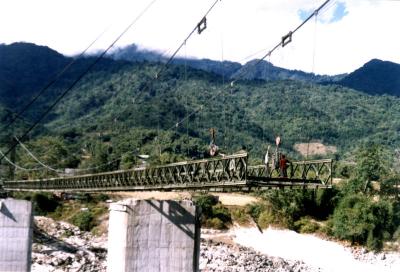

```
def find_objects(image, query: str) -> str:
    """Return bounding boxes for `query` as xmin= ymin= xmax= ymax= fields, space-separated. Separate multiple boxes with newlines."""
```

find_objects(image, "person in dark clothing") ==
xmin=279 ymin=154 xmax=290 ymax=178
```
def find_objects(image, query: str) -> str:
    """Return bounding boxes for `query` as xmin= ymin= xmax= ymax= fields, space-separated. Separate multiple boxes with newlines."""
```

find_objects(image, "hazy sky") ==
xmin=1 ymin=0 xmax=399 ymax=75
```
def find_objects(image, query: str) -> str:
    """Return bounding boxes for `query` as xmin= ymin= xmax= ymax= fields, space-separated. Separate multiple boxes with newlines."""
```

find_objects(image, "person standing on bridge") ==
xmin=279 ymin=154 xmax=290 ymax=178
xmin=264 ymin=145 xmax=270 ymax=176
xmin=209 ymin=128 xmax=219 ymax=157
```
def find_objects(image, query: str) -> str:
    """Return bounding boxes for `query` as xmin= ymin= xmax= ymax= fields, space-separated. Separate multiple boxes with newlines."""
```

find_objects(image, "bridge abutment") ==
xmin=107 ymin=199 xmax=200 ymax=272
xmin=0 ymin=198 xmax=33 ymax=272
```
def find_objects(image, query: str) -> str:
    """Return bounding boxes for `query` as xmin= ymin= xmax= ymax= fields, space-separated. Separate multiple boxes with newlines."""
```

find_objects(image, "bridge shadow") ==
xmin=0 ymin=202 xmax=17 ymax=222
xmin=33 ymin=225 xmax=79 ymax=254
xmin=147 ymin=199 xmax=200 ymax=240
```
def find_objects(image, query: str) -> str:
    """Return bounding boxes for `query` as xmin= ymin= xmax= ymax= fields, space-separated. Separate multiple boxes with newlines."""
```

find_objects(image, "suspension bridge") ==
xmin=0 ymin=1 xmax=336 ymax=194
xmin=1 ymin=153 xmax=332 ymax=192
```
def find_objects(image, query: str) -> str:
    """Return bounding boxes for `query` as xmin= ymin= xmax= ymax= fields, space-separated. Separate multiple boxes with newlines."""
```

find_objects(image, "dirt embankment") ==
xmin=294 ymin=142 xmax=337 ymax=157
xmin=112 ymin=191 xmax=259 ymax=206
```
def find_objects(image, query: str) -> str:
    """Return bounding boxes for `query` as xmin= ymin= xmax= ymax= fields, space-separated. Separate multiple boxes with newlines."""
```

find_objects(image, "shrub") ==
xmin=32 ymin=193 xmax=60 ymax=215
xmin=193 ymin=194 xmax=218 ymax=218
xmin=261 ymin=189 xmax=313 ymax=229
xmin=380 ymin=176 xmax=400 ymax=198
xmin=245 ymin=203 xmax=267 ymax=220
xmin=294 ymin=217 xmax=320 ymax=233
xmin=205 ymin=218 xmax=225 ymax=229
xmin=314 ymin=188 xmax=340 ymax=219
xmin=211 ymin=203 xmax=231 ymax=223
xmin=72 ymin=210 xmax=94 ymax=231
xmin=94 ymin=193 xmax=109 ymax=202
xmin=193 ymin=194 xmax=231 ymax=229
xmin=231 ymin=207 xmax=250 ymax=225
xmin=331 ymin=194 xmax=394 ymax=251
xmin=393 ymin=226 xmax=400 ymax=242
xmin=320 ymin=219 xmax=334 ymax=236
xmin=76 ymin=193 xmax=93 ymax=203
xmin=257 ymin=210 xmax=275 ymax=229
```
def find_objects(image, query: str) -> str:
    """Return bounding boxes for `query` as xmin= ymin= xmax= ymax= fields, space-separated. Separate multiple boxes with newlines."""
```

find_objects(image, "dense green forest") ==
xmin=1 ymin=53 xmax=400 ymax=179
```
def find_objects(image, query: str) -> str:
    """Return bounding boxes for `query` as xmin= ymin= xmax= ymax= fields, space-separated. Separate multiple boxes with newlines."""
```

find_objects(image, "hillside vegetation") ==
xmin=1 ymin=43 xmax=400 ymax=179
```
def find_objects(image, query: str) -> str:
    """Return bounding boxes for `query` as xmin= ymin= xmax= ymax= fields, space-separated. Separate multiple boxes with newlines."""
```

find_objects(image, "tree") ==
xmin=331 ymin=194 xmax=394 ymax=251
xmin=355 ymin=144 xmax=388 ymax=193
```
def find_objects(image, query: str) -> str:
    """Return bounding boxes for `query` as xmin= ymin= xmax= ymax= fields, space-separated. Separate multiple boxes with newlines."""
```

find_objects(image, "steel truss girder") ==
xmin=247 ymin=159 xmax=333 ymax=186
xmin=2 ymin=156 xmax=333 ymax=192
xmin=3 ymin=153 xmax=248 ymax=192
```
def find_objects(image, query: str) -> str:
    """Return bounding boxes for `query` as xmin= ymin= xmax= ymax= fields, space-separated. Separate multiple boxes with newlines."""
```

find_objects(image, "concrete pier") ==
xmin=0 ymin=198 xmax=33 ymax=272
xmin=107 ymin=199 xmax=200 ymax=272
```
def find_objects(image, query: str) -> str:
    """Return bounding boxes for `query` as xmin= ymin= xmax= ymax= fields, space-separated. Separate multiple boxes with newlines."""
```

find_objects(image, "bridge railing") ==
xmin=247 ymin=159 xmax=333 ymax=186
xmin=2 ymin=153 xmax=248 ymax=192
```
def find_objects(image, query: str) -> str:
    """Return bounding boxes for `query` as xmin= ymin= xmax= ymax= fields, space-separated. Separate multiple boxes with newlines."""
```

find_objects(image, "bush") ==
xmin=393 ymin=226 xmax=400 ymax=242
xmin=211 ymin=203 xmax=231 ymax=223
xmin=32 ymin=193 xmax=60 ymax=215
xmin=314 ymin=188 xmax=340 ymax=219
xmin=94 ymin=193 xmax=109 ymax=202
xmin=76 ymin=193 xmax=93 ymax=203
xmin=320 ymin=219 xmax=334 ymax=236
xmin=294 ymin=217 xmax=320 ymax=233
xmin=72 ymin=210 xmax=94 ymax=231
xmin=205 ymin=218 xmax=225 ymax=229
xmin=193 ymin=194 xmax=231 ymax=229
xmin=380 ymin=176 xmax=400 ymax=198
xmin=261 ymin=189 xmax=314 ymax=229
xmin=193 ymin=194 xmax=218 ymax=218
xmin=257 ymin=210 xmax=275 ymax=229
xmin=231 ymin=207 xmax=250 ymax=225
xmin=340 ymin=178 xmax=367 ymax=195
xmin=245 ymin=203 xmax=267 ymax=220
xmin=331 ymin=194 xmax=394 ymax=251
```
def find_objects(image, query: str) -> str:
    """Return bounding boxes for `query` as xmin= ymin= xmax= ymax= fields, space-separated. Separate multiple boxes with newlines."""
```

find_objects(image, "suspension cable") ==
xmin=0 ymin=148 xmax=42 ymax=171
xmin=15 ymin=137 xmax=62 ymax=173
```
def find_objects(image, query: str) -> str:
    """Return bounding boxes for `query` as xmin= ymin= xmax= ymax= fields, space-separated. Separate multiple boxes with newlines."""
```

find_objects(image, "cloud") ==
xmin=329 ymin=2 xmax=348 ymax=23
xmin=298 ymin=2 xmax=348 ymax=24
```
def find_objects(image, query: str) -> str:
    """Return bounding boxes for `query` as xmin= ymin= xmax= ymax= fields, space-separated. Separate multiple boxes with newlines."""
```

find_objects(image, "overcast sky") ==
xmin=1 ymin=0 xmax=399 ymax=75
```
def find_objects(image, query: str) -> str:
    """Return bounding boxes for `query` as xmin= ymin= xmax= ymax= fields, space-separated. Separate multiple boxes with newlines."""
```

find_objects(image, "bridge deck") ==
xmin=1 ymin=153 xmax=333 ymax=192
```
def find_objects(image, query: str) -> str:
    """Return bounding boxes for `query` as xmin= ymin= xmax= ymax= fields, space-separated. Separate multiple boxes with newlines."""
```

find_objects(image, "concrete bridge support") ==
xmin=107 ymin=199 xmax=200 ymax=272
xmin=0 ymin=198 xmax=33 ymax=272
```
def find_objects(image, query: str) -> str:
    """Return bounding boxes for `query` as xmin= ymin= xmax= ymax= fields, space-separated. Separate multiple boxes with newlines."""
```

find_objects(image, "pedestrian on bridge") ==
xmin=279 ymin=154 xmax=290 ymax=178
xmin=264 ymin=145 xmax=270 ymax=176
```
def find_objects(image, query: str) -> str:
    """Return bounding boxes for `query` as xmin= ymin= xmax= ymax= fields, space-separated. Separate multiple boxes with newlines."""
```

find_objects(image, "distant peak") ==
xmin=364 ymin=58 xmax=399 ymax=67
xmin=1 ymin=42 xmax=65 ymax=57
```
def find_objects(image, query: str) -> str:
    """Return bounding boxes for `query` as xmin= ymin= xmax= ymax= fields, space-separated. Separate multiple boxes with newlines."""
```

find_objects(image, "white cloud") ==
xmin=0 ymin=0 xmax=399 ymax=75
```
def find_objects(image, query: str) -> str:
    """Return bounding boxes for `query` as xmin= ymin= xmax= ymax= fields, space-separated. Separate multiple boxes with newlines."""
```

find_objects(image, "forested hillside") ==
xmin=1 ymin=43 xmax=400 ymax=179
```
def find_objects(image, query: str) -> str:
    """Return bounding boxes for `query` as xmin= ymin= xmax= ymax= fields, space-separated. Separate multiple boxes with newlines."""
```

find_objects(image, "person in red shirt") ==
xmin=279 ymin=154 xmax=290 ymax=178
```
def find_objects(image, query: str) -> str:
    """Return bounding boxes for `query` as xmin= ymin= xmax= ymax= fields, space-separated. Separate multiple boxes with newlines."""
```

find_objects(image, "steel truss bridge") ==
xmin=1 ymin=153 xmax=333 ymax=193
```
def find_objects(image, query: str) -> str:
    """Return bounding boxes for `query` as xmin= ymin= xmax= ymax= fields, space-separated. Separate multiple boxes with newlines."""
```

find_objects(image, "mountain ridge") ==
xmin=107 ymin=43 xmax=345 ymax=83
xmin=338 ymin=59 xmax=400 ymax=96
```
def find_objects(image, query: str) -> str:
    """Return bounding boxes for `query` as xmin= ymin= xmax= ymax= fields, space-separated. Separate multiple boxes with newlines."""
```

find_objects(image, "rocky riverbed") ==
xmin=200 ymin=238 xmax=320 ymax=272
xmin=31 ymin=217 xmax=399 ymax=272
xmin=32 ymin=216 xmax=107 ymax=272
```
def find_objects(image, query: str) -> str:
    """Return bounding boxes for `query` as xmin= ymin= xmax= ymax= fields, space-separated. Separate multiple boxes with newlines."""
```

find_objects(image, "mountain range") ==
xmin=109 ymin=43 xmax=400 ymax=96
xmin=108 ymin=44 xmax=346 ymax=83
xmin=2 ymin=42 xmax=399 ymax=107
